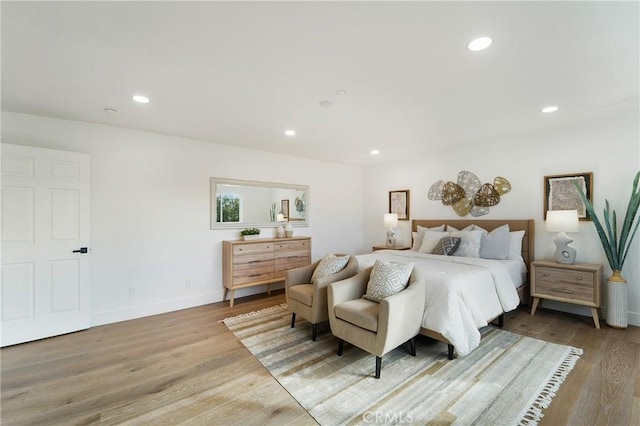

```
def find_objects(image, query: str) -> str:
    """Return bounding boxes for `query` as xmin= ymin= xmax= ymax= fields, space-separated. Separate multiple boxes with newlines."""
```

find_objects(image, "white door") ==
xmin=1 ymin=143 xmax=90 ymax=346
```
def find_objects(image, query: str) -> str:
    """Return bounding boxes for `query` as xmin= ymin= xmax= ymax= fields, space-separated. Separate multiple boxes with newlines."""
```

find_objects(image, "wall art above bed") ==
xmin=428 ymin=171 xmax=511 ymax=217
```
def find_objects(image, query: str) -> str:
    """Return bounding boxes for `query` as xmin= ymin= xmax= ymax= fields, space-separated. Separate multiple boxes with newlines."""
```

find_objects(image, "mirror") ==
xmin=211 ymin=178 xmax=309 ymax=229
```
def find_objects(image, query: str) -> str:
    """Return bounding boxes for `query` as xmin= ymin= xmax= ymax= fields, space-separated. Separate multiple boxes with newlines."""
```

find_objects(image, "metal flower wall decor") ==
xmin=428 ymin=171 xmax=511 ymax=217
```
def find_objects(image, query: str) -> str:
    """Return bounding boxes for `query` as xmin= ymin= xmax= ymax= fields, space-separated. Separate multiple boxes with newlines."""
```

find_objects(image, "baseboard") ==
xmin=90 ymin=293 xmax=222 ymax=327
xmin=541 ymin=300 xmax=640 ymax=327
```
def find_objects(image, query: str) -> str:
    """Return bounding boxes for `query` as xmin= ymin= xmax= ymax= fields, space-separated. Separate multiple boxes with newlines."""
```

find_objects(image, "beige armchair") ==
xmin=285 ymin=255 xmax=359 ymax=341
xmin=327 ymin=266 xmax=425 ymax=379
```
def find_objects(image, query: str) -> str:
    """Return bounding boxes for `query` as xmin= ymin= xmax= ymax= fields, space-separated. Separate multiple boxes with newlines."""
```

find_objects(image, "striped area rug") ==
xmin=223 ymin=304 xmax=582 ymax=426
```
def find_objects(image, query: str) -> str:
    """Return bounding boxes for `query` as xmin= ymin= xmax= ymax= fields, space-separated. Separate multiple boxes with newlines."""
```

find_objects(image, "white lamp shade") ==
xmin=383 ymin=213 xmax=398 ymax=228
xmin=546 ymin=210 xmax=579 ymax=233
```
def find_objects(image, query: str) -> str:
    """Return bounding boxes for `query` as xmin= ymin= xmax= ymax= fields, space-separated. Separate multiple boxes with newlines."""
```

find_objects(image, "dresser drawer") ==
xmin=533 ymin=267 xmax=596 ymax=304
xmin=233 ymin=242 xmax=273 ymax=255
xmin=275 ymin=240 xmax=309 ymax=251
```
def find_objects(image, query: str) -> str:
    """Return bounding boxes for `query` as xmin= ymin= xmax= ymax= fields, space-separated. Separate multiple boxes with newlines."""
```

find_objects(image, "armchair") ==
xmin=285 ymin=255 xmax=359 ymax=341
xmin=327 ymin=266 xmax=425 ymax=379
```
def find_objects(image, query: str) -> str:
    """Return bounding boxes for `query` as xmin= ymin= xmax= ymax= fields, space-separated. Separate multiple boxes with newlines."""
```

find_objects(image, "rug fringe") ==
xmin=219 ymin=303 xmax=288 ymax=325
xmin=517 ymin=346 xmax=583 ymax=426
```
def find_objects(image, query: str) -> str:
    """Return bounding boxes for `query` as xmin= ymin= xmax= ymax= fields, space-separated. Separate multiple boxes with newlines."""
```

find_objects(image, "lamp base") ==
xmin=386 ymin=230 xmax=396 ymax=248
xmin=554 ymin=232 xmax=576 ymax=264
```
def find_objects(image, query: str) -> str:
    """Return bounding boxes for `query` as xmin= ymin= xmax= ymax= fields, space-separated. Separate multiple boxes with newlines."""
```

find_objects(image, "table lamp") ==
xmin=384 ymin=213 xmax=398 ymax=248
xmin=545 ymin=210 xmax=579 ymax=264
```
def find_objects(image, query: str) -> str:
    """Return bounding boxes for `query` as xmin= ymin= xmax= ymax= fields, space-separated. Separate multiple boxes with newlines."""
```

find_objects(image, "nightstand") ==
xmin=530 ymin=259 xmax=603 ymax=329
xmin=372 ymin=245 xmax=411 ymax=252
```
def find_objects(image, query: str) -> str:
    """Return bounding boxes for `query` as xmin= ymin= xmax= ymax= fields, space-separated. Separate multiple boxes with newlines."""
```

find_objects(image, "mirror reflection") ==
xmin=211 ymin=178 xmax=309 ymax=229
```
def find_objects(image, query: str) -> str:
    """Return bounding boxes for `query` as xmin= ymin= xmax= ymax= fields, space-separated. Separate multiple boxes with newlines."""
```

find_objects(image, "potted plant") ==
xmin=574 ymin=171 xmax=640 ymax=328
xmin=240 ymin=228 xmax=261 ymax=241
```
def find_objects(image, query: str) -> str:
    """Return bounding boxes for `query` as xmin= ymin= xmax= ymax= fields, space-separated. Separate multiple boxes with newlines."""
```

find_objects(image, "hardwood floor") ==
xmin=1 ymin=290 xmax=638 ymax=425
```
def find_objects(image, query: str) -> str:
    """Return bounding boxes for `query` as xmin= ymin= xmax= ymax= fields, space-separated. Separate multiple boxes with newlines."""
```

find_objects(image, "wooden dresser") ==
xmin=222 ymin=236 xmax=311 ymax=307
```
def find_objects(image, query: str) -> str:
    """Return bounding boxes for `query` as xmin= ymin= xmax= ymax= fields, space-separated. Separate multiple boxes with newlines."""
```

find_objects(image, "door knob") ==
xmin=72 ymin=247 xmax=88 ymax=254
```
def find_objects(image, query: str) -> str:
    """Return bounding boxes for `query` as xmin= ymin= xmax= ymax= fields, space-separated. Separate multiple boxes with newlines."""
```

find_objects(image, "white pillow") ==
xmin=412 ymin=224 xmax=445 ymax=250
xmin=508 ymin=230 xmax=525 ymax=261
xmin=418 ymin=230 xmax=448 ymax=254
xmin=311 ymin=254 xmax=350 ymax=281
xmin=363 ymin=260 xmax=414 ymax=303
xmin=479 ymin=224 xmax=510 ymax=260
xmin=450 ymin=230 xmax=483 ymax=258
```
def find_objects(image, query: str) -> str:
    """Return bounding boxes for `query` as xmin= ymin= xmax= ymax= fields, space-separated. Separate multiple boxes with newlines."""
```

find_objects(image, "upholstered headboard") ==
xmin=411 ymin=219 xmax=535 ymax=277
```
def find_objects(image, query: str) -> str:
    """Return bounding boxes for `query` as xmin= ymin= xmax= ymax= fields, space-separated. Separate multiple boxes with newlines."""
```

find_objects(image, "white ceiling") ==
xmin=2 ymin=1 xmax=638 ymax=166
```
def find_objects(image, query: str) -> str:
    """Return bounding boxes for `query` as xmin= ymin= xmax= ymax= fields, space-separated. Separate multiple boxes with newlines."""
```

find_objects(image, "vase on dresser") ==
xmin=606 ymin=270 xmax=628 ymax=329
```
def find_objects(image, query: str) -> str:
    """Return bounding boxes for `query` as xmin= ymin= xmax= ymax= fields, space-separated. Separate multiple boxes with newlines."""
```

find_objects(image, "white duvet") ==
xmin=356 ymin=250 xmax=521 ymax=356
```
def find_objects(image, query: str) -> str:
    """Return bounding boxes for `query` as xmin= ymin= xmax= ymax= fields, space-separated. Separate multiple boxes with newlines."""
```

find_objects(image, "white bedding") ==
xmin=355 ymin=250 xmax=521 ymax=356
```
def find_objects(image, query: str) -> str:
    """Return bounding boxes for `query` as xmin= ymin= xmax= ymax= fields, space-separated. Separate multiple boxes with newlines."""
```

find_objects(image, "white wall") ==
xmin=362 ymin=109 xmax=640 ymax=326
xmin=1 ymin=112 xmax=364 ymax=325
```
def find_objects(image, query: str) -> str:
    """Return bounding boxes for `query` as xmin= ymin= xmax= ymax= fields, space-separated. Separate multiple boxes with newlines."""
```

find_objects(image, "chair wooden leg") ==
xmin=290 ymin=313 xmax=296 ymax=328
xmin=409 ymin=337 xmax=416 ymax=356
xmin=337 ymin=339 xmax=344 ymax=356
xmin=447 ymin=344 xmax=454 ymax=360
xmin=375 ymin=356 xmax=382 ymax=379
xmin=312 ymin=324 xmax=317 ymax=341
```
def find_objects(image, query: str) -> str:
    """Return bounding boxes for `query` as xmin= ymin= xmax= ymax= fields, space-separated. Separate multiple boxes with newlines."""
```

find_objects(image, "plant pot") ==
xmin=606 ymin=270 xmax=628 ymax=329
xmin=242 ymin=234 xmax=260 ymax=241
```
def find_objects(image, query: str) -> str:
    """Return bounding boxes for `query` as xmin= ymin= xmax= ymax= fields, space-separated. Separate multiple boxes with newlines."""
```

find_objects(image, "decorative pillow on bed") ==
xmin=478 ymin=224 xmax=510 ymax=259
xmin=450 ymin=230 xmax=483 ymax=258
xmin=431 ymin=236 xmax=461 ymax=256
xmin=508 ymin=230 xmax=525 ymax=261
xmin=412 ymin=225 xmax=445 ymax=250
xmin=418 ymin=230 xmax=449 ymax=254
xmin=363 ymin=260 xmax=414 ymax=303
xmin=311 ymin=254 xmax=350 ymax=281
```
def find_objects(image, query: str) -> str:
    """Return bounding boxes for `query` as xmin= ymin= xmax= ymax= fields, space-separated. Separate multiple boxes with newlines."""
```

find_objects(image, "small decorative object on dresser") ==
xmin=573 ymin=171 xmax=639 ymax=329
xmin=530 ymin=260 xmax=603 ymax=329
xmin=240 ymin=228 xmax=260 ymax=240
xmin=222 ymin=236 xmax=311 ymax=307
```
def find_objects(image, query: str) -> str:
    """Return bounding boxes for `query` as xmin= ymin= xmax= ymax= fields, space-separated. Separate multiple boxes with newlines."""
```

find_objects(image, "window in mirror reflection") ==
xmin=216 ymin=193 xmax=241 ymax=223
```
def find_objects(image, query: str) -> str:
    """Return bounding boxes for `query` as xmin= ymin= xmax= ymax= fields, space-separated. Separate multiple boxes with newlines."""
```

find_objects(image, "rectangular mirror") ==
xmin=211 ymin=178 xmax=309 ymax=229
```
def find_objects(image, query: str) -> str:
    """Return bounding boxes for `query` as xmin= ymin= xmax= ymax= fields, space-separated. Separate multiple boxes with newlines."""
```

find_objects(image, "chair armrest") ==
xmin=377 ymin=272 xmax=426 ymax=354
xmin=328 ymin=267 xmax=372 ymax=306
xmin=285 ymin=261 xmax=319 ymax=290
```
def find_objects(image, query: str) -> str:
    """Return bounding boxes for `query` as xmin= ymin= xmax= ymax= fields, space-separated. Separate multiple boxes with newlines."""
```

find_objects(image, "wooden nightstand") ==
xmin=372 ymin=245 xmax=411 ymax=252
xmin=530 ymin=259 xmax=603 ymax=329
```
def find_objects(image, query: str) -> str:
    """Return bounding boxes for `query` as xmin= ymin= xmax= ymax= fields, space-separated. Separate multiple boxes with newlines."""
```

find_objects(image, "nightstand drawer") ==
xmin=534 ymin=267 xmax=595 ymax=303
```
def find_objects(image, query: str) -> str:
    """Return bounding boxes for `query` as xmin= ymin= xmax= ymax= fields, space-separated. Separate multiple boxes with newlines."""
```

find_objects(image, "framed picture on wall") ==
xmin=280 ymin=199 xmax=289 ymax=220
xmin=389 ymin=189 xmax=410 ymax=220
xmin=544 ymin=172 xmax=593 ymax=220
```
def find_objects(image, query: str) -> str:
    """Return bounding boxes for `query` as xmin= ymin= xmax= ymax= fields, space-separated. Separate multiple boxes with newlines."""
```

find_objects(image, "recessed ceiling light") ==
xmin=336 ymin=89 xmax=346 ymax=95
xmin=370 ymin=150 xmax=380 ymax=155
xmin=284 ymin=129 xmax=296 ymax=136
xmin=132 ymin=95 xmax=150 ymax=104
xmin=542 ymin=106 xmax=559 ymax=113
xmin=467 ymin=37 xmax=492 ymax=51
xmin=319 ymin=100 xmax=333 ymax=108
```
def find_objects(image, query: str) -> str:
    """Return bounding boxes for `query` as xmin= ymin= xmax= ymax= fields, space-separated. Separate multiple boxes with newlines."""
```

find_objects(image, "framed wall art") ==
xmin=544 ymin=172 xmax=593 ymax=220
xmin=280 ymin=199 xmax=289 ymax=220
xmin=389 ymin=189 xmax=410 ymax=220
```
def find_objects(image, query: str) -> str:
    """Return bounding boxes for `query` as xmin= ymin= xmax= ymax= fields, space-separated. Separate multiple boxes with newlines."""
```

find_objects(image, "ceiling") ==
xmin=2 ymin=1 xmax=638 ymax=166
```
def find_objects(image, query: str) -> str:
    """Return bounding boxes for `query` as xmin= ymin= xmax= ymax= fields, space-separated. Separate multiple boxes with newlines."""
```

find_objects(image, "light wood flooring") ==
xmin=1 ymin=290 xmax=638 ymax=425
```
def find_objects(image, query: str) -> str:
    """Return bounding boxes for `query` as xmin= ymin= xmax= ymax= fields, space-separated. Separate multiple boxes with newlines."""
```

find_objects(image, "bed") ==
xmin=356 ymin=219 xmax=535 ymax=358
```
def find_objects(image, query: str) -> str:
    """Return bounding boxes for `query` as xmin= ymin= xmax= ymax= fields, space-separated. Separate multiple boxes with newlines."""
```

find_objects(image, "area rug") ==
xmin=223 ymin=304 xmax=582 ymax=426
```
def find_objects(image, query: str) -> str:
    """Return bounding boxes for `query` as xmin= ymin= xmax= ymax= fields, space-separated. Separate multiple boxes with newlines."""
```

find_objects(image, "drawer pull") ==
xmin=577 ymin=276 xmax=582 ymax=281
xmin=543 ymin=273 xmax=550 ymax=277
xmin=551 ymin=287 xmax=574 ymax=294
